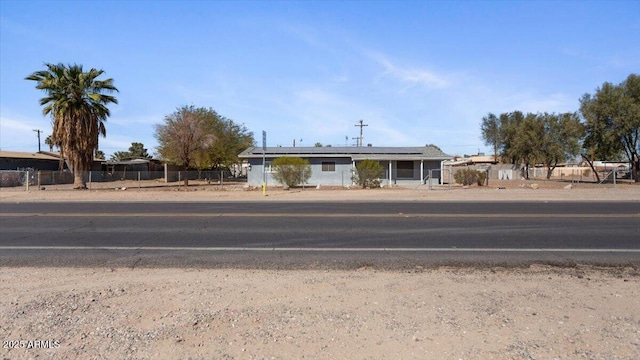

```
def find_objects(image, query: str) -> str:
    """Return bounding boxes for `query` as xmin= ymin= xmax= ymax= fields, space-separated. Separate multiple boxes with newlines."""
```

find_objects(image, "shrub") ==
xmin=454 ymin=168 xmax=486 ymax=186
xmin=271 ymin=157 xmax=311 ymax=188
xmin=352 ymin=160 xmax=384 ymax=188
xmin=477 ymin=171 xmax=487 ymax=186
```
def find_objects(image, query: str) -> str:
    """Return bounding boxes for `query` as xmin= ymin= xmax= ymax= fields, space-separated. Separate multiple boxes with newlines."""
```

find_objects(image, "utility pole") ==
xmin=354 ymin=120 xmax=368 ymax=147
xmin=33 ymin=129 xmax=42 ymax=152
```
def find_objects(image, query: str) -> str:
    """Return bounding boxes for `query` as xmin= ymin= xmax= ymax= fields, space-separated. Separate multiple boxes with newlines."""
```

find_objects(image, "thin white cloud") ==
xmin=0 ymin=114 xmax=52 ymax=151
xmin=0 ymin=116 xmax=40 ymax=132
xmin=290 ymin=88 xmax=357 ymax=137
xmin=368 ymin=121 xmax=413 ymax=145
xmin=366 ymin=52 xmax=450 ymax=89
xmin=99 ymin=136 xmax=141 ymax=153
xmin=108 ymin=114 xmax=163 ymax=126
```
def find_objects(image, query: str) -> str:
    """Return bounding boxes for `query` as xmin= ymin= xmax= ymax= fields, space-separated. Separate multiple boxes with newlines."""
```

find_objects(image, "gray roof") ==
xmin=102 ymin=158 xmax=152 ymax=166
xmin=238 ymin=146 xmax=452 ymax=160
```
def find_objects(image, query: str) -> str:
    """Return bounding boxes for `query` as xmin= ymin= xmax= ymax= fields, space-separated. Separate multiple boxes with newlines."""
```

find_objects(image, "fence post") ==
xmin=138 ymin=171 xmax=141 ymax=191
xmin=37 ymin=171 xmax=41 ymax=190
xmin=25 ymin=171 xmax=29 ymax=191
xmin=89 ymin=171 xmax=92 ymax=191
xmin=178 ymin=171 xmax=181 ymax=190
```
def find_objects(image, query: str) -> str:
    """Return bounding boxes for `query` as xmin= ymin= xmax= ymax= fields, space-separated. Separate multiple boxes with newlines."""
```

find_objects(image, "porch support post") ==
xmin=352 ymin=160 xmax=356 ymax=185
xmin=388 ymin=161 xmax=392 ymax=186
xmin=420 ymin=160 xmax=424 ymax=185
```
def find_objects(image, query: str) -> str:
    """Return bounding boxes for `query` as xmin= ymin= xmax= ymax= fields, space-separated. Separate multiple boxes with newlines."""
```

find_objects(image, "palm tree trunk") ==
xmin=73 ymin=169 xmax=87 ymax=189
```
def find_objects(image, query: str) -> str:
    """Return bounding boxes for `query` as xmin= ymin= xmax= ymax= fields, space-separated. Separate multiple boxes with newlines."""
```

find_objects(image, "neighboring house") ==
xmin=443 ymin=154 xmax=516 ymax=180
xmin=0 ymin=151 xmax=68 ymax=171
xmin=0 ymin=151 xmax=104 ymax=171
xmin=101 ymin=157 xmax=164 ymax=180
xmin=238 ymin=146 xmax=452 ymax=187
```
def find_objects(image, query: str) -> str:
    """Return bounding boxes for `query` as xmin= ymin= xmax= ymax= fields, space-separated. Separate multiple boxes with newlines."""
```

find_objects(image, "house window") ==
xmin=397 ymin=161 xmax=414 ymax=178
xmin=322 ymin=162 xmax=336 ymax=172
xmin=264 ymin=161 xmax=273 ymax=173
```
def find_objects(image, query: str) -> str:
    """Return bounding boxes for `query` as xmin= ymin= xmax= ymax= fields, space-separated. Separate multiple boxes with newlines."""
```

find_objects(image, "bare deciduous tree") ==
xmin=154 ymin=105 xmax=216 ymax=185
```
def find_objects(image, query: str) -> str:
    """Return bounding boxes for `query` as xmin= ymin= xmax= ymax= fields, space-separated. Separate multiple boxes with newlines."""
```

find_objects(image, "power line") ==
xmin=32 ymin=129 xmax=42 ymax=152
xmin=354 ymin=120 xmax=368 ymax=147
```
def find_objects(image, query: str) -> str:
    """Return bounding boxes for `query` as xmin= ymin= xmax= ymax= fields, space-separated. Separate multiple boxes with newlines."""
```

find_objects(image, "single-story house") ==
xmin=101 ymin=157 xmax=164 ymax=180
xmin=0 ymin=151 xmax=69 ymax=171
xmin=0 ymin=150 xmax=107 ymax=172
xmin=238 ymin=146 xmax=452 ymax=187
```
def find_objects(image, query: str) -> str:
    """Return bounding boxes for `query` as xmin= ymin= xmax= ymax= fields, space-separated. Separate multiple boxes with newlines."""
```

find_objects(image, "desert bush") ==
xmin=352 ymin=160 xmax=384 ymax=188
xmin=454 ymin=168 xmax=486 ymax=186
xmin=477 ymin=171 xmax=487 ymax=186
xmin=271 ymin=157 xmax=311 ymax=188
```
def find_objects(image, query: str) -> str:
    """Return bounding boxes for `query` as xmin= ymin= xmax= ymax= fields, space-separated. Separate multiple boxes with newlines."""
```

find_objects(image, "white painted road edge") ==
xmin=1 ymin=246 xmax=639 ymax=252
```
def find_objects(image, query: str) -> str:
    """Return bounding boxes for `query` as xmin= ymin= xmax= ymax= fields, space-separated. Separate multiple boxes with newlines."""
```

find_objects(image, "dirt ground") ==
xmin=1 ymin=181 xmax=639 ymax=359
xmin=1 ymin=178 xmax=639 ymax=202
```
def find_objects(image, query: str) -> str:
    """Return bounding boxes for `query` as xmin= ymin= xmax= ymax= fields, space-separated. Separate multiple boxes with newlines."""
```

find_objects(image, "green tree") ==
xmin=501 ymin=112 xmax=540 ymax=179
xmin=538 ymin=113 xmax=584 ymax=179
xmin=580 ymin=74 xmax=640 ymax=182
xmin=484 ymin=111 xmax=584 ymax=179
xmin=207 ymin=116 xmax=254 ymax=171
xmin=154 ymin=105 xmax=216 ymax=186
xmin=111 ymin=142 xmax=152 ymax=160
xmin=480 ymin=113 xmax=502 ymax=161
xmin=352 ymin=159 xmax=384 ymax=188
xmin=26 ymin=63 xmax=118 ymax=189
xmin=425 ymin=144 xmax=443 ymax=152
xmin=45 ymin=134 xmax=64 ymax=169
xmin=94 ymin=150 xmax=106 ymax=160
xmin=128 ymin=142 xmax=151 ymax=158
xmin=155 ymin=105 xmax=254 ymax=185
xmin=44 ymin=135 xmax=56 ymax=151
xmin=271 ymin=157 xmax=311 ymax=188
xmin=500 ymin=111 xmax=526 ymax=165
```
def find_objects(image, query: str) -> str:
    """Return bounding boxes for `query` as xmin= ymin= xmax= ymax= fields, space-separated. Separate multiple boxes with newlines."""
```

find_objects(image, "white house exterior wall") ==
xmin=245 ymin=158 xmax=444 ymax=187
xmin=239 ymin=146 xmax=452 ymax=187
xmin=246 ymin=157 xmax=354 ymax=187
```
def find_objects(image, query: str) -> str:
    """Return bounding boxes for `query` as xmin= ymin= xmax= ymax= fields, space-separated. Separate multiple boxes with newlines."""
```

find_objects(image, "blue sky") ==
xmin=1 ymin=0 xmax=638 ymax=157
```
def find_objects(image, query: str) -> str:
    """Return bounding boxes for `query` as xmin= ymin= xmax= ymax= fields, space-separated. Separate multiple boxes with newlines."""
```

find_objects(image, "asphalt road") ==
xmin=1 ymin=201 xmax=639 ymax=269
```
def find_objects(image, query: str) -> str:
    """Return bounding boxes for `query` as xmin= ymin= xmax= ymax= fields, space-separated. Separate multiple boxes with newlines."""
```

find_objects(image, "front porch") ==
xmin=352 ymin=159 xmax=445 ymax=186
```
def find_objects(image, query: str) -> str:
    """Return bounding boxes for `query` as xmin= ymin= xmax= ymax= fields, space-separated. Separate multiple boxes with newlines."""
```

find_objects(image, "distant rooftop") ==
xmin=0 ymin=151 xmax=61 ymax=161
xmin=0 ymin=151 xmax=103 ymax=162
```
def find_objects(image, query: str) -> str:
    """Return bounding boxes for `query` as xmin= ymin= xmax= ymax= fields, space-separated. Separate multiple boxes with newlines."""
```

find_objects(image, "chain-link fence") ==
xmin=1 ymin=169 xmax=244 ymax=190
xmin=0 ymin=170 xmax=35 ymax=189
xmin=526 ymin=167 xmax=591 ymax=182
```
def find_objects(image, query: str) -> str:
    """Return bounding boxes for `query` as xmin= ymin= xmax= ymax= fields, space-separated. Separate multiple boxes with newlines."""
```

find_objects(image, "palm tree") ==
xmin=44 ymin=135 xmax=55 ymax=152
xmin=26 ymin=63 xmax=118 ymax=188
